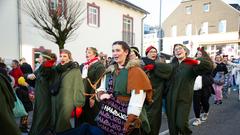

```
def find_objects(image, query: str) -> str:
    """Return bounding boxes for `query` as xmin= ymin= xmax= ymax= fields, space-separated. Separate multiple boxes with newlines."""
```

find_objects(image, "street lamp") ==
xmin=158 ymin=0 xmax=163 ymax=52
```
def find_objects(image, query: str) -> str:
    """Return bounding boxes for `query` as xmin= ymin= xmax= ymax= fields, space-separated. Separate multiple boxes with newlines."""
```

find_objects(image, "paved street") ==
xmin=159 ymin=90 xmax=240 ymax=135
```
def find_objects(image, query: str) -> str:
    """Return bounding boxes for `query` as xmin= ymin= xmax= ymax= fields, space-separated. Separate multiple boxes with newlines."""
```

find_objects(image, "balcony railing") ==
xmin=122 ymin=31 xmax=135 ymax=46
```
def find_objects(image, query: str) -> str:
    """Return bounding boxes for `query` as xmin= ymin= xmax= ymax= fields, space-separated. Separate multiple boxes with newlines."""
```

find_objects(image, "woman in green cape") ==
xmin=154 ymin=44 xmax=213 ymax=135
xmin=0 ymin=73 xmax=21 ymax=135
xmin=141 ymin=45 xmax=172 ymax=135
xmin=29 ymin=52 xmax=57 ymax=135
xmin=51 ymin=49 xmax=85 ymax=132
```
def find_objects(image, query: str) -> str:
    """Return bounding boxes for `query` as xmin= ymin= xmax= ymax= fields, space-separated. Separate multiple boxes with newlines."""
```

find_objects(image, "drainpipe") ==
xmin=141 ymin=14 xmax=147 ymax=56
xmin=17 ymin=0 xmax=22 ymax=58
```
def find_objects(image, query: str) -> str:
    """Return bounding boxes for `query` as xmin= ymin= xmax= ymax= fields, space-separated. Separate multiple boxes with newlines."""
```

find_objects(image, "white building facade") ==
xmin=0 ymin=0 xmax=148 ymax=68
xmin=0 ymin=0 xmax=20 ymax=64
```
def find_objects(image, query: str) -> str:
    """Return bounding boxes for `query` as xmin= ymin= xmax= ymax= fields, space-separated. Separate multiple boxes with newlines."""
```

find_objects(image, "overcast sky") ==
xmin=127 ymin=0 xmax=240 ymax=26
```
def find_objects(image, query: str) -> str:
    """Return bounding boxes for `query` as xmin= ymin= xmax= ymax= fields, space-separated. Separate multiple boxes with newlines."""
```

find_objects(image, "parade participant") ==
xmin=129 ymin=46 xmax=141 ymax=60
xmin=0 ymin=59 xmax=12 ymax=82
xmin=16 ymin=77 xmax=33 ymax=133
xmin=78 ymin=47 xmax=105 ymax=126
xmin=96 ymin=41 xmax=153 ymax=135
xmin=222 ymin=55 xmax=231 ymax=98
xmin=51 ymin=49 xmax=85 ymax=132
xmin=212 ymin=54 xmax=228 ymax=104
xmin=9 ymin=59 xmax=23 ymax=88
xmin=19 ymin=57 xmax=35 ymax=87
xmin=19 ymin=57 xmax=33 ymax=75
xmin=163 ymin=44 xmax=213 ymax=135
xmin=142 ymin=45 xmax=171 ymax=135
xmin=192 ymin=47 xmax=214 ymax=126
xmin=29 ymin=51 xmax=57 ymax=135
xmin=0 ymin=73 xmax=21 ymax=135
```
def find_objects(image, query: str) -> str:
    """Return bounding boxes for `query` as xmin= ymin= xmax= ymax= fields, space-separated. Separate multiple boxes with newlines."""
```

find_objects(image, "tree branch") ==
xmin=22 ymin=0 xmax=85 ymax=49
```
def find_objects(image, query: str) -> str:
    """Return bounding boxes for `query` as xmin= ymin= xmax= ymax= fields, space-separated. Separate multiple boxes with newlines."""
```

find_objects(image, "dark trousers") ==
xmin=193 ymin=89 xmax=210 ymax=118
xmin=130 ymin=128 xmax=147 ymax=135
xmin=57 ymin=123 xmax=104 ymax=135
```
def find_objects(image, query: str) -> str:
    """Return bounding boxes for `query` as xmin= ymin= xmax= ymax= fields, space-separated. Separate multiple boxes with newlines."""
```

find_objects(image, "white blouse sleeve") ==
xmin=127 ymin=90 xmax=146 ymax=116
xmin=81 ymin=65 xmax=88 ymax=78
xmin=96 ymin=75 xmax=106 ymax=93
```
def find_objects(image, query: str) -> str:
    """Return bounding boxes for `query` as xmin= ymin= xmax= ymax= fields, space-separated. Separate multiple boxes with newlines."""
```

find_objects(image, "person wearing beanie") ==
xmin=142 ymin=43 xmax=213 ymax=134
xmin=130 ymin=46 xmax=141 ymax=60
xmin=29 ymin=52 xmax=57 ymax=135
xmin=141 ymin=45 xmax=170 ymax=135
xmin=153 ymin=43 xmax=213 ymax=135
xmin=145 ymin=45 xmax=157 ymax=56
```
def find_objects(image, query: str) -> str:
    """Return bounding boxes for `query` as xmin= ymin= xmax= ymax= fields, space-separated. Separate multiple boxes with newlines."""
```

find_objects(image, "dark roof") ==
xmin=230 ymin=4 xmax=240 ymax=11
xmin=112 ymin=0 xmax=149 ymax=14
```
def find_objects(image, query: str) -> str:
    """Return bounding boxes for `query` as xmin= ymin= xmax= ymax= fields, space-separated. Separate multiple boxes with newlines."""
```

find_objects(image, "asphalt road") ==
xmin=159 ymin=90 xmax=240 ymax=135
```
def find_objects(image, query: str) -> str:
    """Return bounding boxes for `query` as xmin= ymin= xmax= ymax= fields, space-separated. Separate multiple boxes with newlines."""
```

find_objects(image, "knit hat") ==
xmin=41 ymin=51 xmax=53 ymax=60
xmin=145 ymin=45 xmax=157 ymax=56
xmin=130 ymin=46 xmax=140 ymax=58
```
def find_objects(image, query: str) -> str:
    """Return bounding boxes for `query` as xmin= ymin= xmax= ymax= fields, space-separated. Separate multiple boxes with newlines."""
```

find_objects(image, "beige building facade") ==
xmin=162 ymin=0 xmax=240 ymax=57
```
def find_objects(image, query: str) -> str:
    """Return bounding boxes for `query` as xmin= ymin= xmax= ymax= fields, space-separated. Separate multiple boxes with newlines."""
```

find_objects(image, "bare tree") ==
xmin=22 ymin=0 xmax=85 ymax=50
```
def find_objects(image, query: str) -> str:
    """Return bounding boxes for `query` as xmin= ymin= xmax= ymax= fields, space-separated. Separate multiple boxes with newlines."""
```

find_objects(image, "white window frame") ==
xmin=185 ymin=6 xmax=192 ymax=15
xmin=50 ymin=0 xmax=58 ymax=10
xmin=123 ymin=17 xmax=133 ymax=32
xmin=203 ymin=3 xmax=210 ymax=12
xmin=123 ymin=15 xmax=134 ymax=46
xmin=201 ymin=22 xmax=208 ymax=34
xmin=49 ymin=0 xmax=66 ymax=16
xmin=186 ymin=24 xmax=192 ymax=36
xmin=88 ymin=5 xmax=99 ymax=27
xmin=218 ymin=20 xmax=227 ymax=33
xmin=171 ymin=25 xmax=177 ymax=37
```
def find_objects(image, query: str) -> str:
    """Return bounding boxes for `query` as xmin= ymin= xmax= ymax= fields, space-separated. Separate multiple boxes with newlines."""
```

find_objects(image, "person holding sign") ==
xmin=96 ymin=41 xmax=153 ymax=135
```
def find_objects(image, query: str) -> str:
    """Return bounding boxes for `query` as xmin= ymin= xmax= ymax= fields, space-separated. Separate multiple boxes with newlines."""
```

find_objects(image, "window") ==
xmin=201 ymin=22 xmax=208 ymax=34
xmin=171 ymin=25 xmax=177 ymax=37
xmin=218 ymin=20 xmax=226 ymax=33
xmin=123 ymin=15 xmax=134 ymax=46
xmin=87 ymin=3 xmax=100 ymax=27
xmin=211 ymin=45 xmax=214 ymax=50
xmin=185 ymin=24 xmax=192 ymax=36
xmin=50 ymin=0 xmax=58 ymax=10
xmin=185 ymin=6 xmax=192 ymax=14
xmin=203 ymin=3 xmax=210 ymax=12
xmin=49 ymin=0 xmax=66 ymax=16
